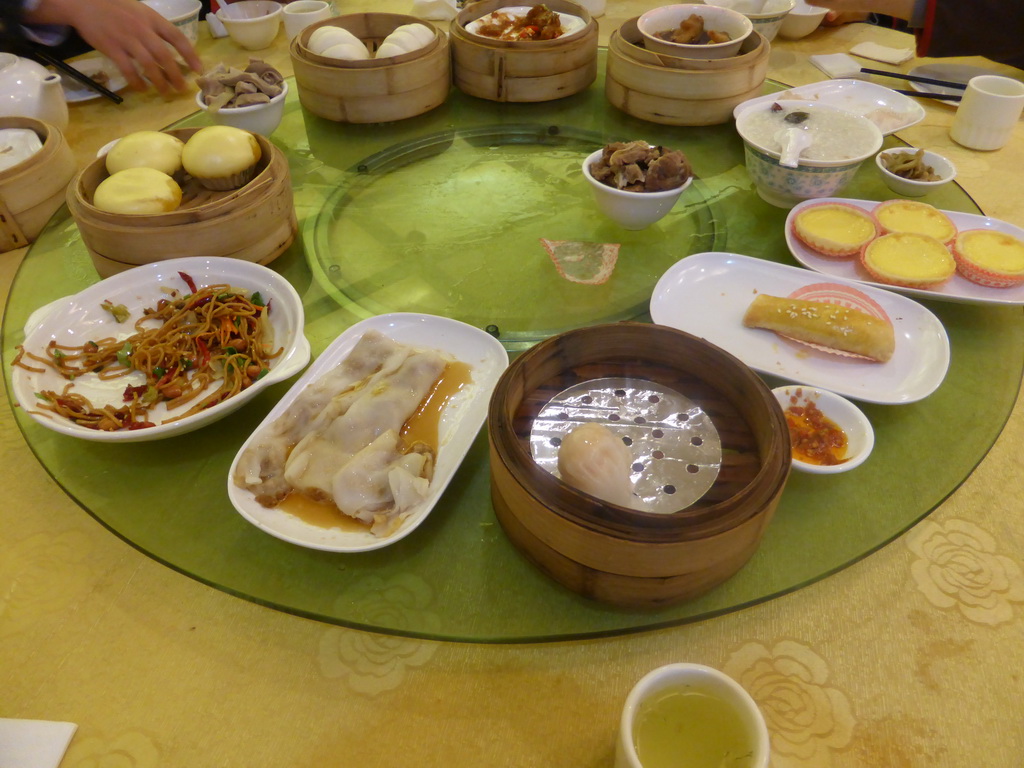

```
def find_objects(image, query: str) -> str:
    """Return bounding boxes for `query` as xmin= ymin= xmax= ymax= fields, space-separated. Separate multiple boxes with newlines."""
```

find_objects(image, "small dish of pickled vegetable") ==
xmin=875 ymin=147 xmax=956 ymax=198
xmin=772 ymin=385 xmax=874 ymax=473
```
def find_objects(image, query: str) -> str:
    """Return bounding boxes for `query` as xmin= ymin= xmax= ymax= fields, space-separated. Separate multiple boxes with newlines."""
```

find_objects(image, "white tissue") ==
xmin=809 ymin=53 xmax=867 ymax=80
xmin=850 ymin=42 xmax=914 ymax=65
xmin=0 ymin=718 xmax=78 ymax=768
xmin=411 ymin=0 xmax=457 ymax=21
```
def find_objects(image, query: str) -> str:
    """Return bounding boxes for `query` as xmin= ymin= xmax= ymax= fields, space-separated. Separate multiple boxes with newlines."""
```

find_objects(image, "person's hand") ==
xmin=804 ymin=0 xmax=914 ymax=21
xmin=25 ymin=0 xmax=204 ymax=95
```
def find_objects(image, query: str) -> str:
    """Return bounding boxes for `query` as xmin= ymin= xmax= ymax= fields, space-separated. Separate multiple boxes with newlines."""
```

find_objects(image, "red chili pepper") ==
xmin=196 ymin=338 xmax=210 ymax=369
xmin=178 ymin=271 xmax=198 ymax=294
xmin=123 ymin=384 xmax=148 ymax=402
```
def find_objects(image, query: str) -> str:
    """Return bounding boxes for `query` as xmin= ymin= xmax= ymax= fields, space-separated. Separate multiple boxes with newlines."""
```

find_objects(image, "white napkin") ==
xmin=411 ymin=0 xmax=457 ymax=21
xmin=850 ymin=42 xmax=914 ymax=65
xmin=0 ymin=719 xmax=77 ymax=768
xmin=808 ymin=53 xmax=866 ymax=79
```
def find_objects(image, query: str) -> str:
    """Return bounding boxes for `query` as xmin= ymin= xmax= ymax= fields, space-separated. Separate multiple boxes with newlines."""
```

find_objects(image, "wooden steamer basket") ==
xmin=0 ymin=117 xmax=76 ymax=253
xmin=605 ymin=18 xmax=770 ymax=126
xmin=67 ymin=128 xmax=295 ymax=278
xmin=488 ymin=323 xmax=790 ymax=609
xmin=290 ymin=14 xmax=450 ymax=123
xmin=450 ymin=0 xmax=598 ymax=102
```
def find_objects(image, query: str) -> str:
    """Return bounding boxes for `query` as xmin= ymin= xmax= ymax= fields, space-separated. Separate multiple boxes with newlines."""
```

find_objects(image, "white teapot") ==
xmin=0 ymin=53 xmax=69 ymax=130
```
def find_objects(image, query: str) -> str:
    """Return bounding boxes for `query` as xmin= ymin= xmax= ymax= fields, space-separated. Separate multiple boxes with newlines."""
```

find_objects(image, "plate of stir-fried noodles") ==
xmin=11 ymin=257 xmax=310 ymax=442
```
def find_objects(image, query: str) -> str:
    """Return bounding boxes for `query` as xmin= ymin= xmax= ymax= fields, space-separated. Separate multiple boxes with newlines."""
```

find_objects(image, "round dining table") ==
xmin=2 ymin=2 xmax=1023 ymax=766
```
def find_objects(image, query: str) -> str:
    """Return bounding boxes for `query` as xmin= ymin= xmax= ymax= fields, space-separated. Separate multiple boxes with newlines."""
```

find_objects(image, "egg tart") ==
xmin=861 ymin=232 xmax=955 ymax=288
xmin=792 ymin=202 xmax=879 ymax=257
xmin=952 ymin=229 xmax=1024 ymax=288
xmin=873 ymin=200 xmax=957 ymax=244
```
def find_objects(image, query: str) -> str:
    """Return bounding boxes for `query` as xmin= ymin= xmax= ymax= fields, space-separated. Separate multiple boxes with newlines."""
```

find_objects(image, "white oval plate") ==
xmin=465 ymin=6 xmax=586 ymax=39
xmin=12 ymin=257 xmax=310 ymax=442
xmin=60 ymin=56 xmax=128 ymax=103
xmin=785 ymin=197 xmax=1024 ymax=305
xmin=733 ymin=79 xmax=925 ymax=135
xmin=227 ymin=313 xmax=510 ymax=552
xmin=650 ymin=252 xmax=950 ymax=404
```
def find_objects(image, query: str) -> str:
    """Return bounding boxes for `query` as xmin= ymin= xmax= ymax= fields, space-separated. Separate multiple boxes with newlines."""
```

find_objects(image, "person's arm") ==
xmin=22 ymin=0 xmax=203 ymax=95
xmin=804 ymin=0 xmax=916 ymax=20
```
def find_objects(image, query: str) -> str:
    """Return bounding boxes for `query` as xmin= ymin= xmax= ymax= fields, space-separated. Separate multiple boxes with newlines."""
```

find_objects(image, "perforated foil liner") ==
xmin=530 ymin=377 xmax=722 ymax=514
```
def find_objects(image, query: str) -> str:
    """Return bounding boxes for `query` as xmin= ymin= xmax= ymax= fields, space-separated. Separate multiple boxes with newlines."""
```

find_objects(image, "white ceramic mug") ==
xmin=615 ymin=663 xmax=770 ymax=768
xmin=950 ymin=75 xmax=1024 ymax=151
xmin=283 ymin=0 xmax=333 ymax=40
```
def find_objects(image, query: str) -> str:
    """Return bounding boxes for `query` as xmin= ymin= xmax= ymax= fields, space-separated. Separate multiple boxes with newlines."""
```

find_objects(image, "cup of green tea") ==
xmin=615 ymin=663 xmax=770 ymax=768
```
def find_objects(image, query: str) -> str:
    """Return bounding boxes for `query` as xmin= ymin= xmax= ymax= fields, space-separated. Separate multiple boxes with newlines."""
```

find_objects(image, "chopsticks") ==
xmin=860 ymin=67 xmax=968 ymax=91
xmin=30 ymin=48 xmax=124 ymax=105
xmin=893 ymin=89 xmax=963 ymax=103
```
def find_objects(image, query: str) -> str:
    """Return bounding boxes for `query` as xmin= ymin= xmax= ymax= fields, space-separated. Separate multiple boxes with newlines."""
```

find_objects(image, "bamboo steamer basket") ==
xmin=67 ymin=128 xmax=295 ymax=278
xmin=605 ymin=19 xmax=770 ymax=126
xmin=290 ymin=14 xmax=450 ymax=123
xmin=0 ymin=117 xmax=76 ymax=253
xmin=488 ymin=323 xmax=790 ymax=609
xmin=450 ymin=0 xmax=598 ymax=102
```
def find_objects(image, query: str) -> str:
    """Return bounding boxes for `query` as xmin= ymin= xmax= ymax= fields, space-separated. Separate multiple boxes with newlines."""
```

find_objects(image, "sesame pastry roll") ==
xmin=743 ymin=294 xmax=895 ymax=363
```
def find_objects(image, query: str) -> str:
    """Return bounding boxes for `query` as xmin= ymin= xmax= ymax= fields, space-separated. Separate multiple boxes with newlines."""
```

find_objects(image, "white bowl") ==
xmin=704 ymin=0 xmax=795 ymax=41
xmin=282 ymin=0 xmax=333 ymax=40
xmin=772 ymin=385 xmax=874 ymax=473
xmin=776 ymin=0 xmax=828 ymax=39
xmin=637 ymin=4 xmax=754 ymax=59
xmin=735 ymin=100 xmax=883 ymax=208
xmin=216 ymin=0 xmax=283 ymax=50
xmin=616 ymin=663 xmax=770 ymax=768
xmin=195 ymin=80 xmax=287 ymax=136
xmin=142 ymin=0 xmax=202 ymax=44
xmin=875 ymin=147 xmax=957 ymax=198
xmin=12 ymin=257 xmax=311 ymax=443
xmin=582 ymin=148 xmax=693 ymax=230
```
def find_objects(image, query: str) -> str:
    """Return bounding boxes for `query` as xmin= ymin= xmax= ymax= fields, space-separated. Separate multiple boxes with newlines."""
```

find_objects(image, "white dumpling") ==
xmin=308 ymin=26 xmax=368 ymax=56
xmin=557 ymin=423 xmax=637 ymax=508
xmin=320 ymin=41 xmax=372 ymax=60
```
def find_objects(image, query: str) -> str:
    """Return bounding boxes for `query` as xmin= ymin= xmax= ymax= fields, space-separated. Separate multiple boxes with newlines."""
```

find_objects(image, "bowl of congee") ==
xmin=736 ymin=100 xmax=883 ymax=208
xmin=638 ymin=4 xmax=753 ymax=59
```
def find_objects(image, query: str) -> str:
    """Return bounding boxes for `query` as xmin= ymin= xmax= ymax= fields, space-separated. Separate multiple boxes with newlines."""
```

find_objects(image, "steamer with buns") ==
xmin=67 ymin=127 xmax=296 ymax=277
xmin=290 ymin=14 xmax=450 ymax=123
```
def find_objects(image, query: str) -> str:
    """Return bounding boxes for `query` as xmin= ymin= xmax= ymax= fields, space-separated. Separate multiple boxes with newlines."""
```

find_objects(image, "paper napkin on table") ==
xmin=809 ymin=53 xmax=866 ymax=79
xmin=0 ymin=719 xmax=78 ymax=768
xmin=850 ymin=42 xmax=915 ymax=65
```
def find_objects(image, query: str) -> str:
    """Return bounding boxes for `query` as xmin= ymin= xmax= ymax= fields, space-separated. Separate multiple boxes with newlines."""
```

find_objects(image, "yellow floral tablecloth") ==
xmin=3 ymin=4 xmax=1023 ymax=766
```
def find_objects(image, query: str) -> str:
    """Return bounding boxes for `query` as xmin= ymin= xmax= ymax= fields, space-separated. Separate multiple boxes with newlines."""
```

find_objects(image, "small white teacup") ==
xmin=283 ymin=0 xmax=333 ymax=40
xmin=616 ymin=663 xmax=770 ymax=768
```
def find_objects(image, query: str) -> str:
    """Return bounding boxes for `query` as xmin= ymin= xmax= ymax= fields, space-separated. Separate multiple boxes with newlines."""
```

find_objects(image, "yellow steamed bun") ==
xmin=93 ymin=167 xmax=183 ymax=215
xmin=105 ymin=131 xmax=184 ymax=176
xmin=181 ymin=126 xmax=261 ymax=189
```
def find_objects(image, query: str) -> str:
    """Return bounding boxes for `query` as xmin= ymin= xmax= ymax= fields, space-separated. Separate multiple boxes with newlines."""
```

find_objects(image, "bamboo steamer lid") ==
xmin=67 ymin=127 xmax=296 ymax=277
xmin=450 ymin=0 xmax=599 ymax=102
xmin=488 ymin=322 xmax=790 ymax=609
xmin=290 ymin=14 xmax=450 ymax=123
xmin=0 ymin=117 xmax=76 ymax=253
